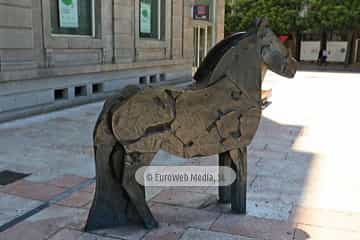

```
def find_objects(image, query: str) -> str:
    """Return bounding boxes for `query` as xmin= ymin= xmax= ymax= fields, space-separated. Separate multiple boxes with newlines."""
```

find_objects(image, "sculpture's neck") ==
xmin=192 ymin=33 xmax=263 ymax=91
xmin=261 ymin=63 xmax=268 ymax=83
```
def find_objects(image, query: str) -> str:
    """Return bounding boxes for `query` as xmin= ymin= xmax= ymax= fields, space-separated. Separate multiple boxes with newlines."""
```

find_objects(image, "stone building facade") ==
xmin=0 ymin=0 xmax=224 ymax=122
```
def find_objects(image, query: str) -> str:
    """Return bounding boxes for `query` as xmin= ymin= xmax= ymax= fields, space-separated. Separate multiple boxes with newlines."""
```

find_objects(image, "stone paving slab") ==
xmin=203 ymin=192 xmax=293 ymax=221
xmin=249 ymin=175 xmax=306 ymax=196
xmin=0 ymin=205 xmax=88 ymax=240
xmin=80 ymin=182 xmax=96 ymax=194
xmin=0 ymin=192 xmax=43 ymax=226
xmin=290 ymin=206 xmax=360 ymax=232
xmin=0 ymin=220 xmax=58 ymax=240
xmin=142 ymin=224 xmax=184 ymax=240
xmin=0 ymin=174 xmax=95 ymax=238
xmin=1 ymin=71 xmax=360 ymax=239
xmin=180 ymin=228 xmax=255 ymax=240
xmin=48 ymin=228 xmax=83 ymax=240
xmin=47 ymin=228 xmax=117 ymax=240
xmin=92 ymin=225 xmax=149 ymax=240
xmin=49 ymin=174 xmax=90 ymax=189
xmin=254 ymin=156 xmax=313 ymax=180
xmin=210 ymin=213 xmax=295 ymax=240
xmin=79 ymin=232 xmax=117 ymax=240
xmin=56 ymin=191 xmax=94 ymax=209
xmin=246 ymin=196 xmax=293 ymax=221
xmin=152 ymin=189 xmax=217 ymax=209
xmin=150 ymin=203 xmax=221 ymax=230
xmin=0 ymin=180 xmax=66 ymax=201
xmin=0 ymin=103 xmax=100 ymax=183
xmin=26 ymin=205 xmax=88 ymax=226
xmin=294 ymin=224 xmax=360 ymax=240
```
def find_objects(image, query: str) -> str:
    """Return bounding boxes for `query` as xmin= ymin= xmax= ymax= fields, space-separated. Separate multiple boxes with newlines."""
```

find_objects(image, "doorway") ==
xmin=355 ymin=39 xmax=360 ymax=63
xmin=193 ymin=25 xmax=213 ymax=73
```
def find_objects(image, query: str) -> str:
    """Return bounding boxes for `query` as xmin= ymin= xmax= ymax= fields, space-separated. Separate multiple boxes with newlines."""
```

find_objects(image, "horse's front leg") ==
xmin=122 ymin=152 xmax=159 ymax=229
xmin=218 ymin=148 xmax=247 ymax=213
xmin=229 ymin=147 xmax=247 ymax=214
xmin=218 ymin=152 xmax=232 ymax=203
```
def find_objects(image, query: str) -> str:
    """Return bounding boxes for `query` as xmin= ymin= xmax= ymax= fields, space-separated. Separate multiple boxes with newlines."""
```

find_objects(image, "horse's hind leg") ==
xmin=218 ymin=152 xmax=232 ymax=203
xmin=229 ymin=147 xmax=247 ymax=214
xmin=85 ymin=113 xmax=141 ymax=231
xmin=85 ymin=143 xmax=127 ymax=231
xmin=122 ymin=152 xmax=159 ymax=229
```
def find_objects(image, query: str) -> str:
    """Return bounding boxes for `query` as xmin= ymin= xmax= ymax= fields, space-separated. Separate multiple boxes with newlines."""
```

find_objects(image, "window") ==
xmin=92 ymin=83 xmax=103 ymax=94
xmin=139 ymin=0 xmax=165 ymax=39
xmin=74 ymin=85 xmax=87 ymax=97
xmin=194 ymin=0 xmax=213 ymax=21
xmin=54 ymin=88 xmax=68 ymax=101
xmin=327 ymin=32 xmax=347 ymax=41
xmin=51 ymin=0 xmax=94 ymax=36
xmin=150 ymin=75 xmax=157 ymax=84
xmin=159 ymin=73 xmax=166 ymax=82
xmin=302 ymin=33 xmax=321 ymax=41
xmin=139 ymin=76 xmax=147 ymax=85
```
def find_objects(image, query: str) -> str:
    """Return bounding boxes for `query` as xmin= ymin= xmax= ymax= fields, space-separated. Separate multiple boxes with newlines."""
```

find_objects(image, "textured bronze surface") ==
xmin=85 ymin=19 xmax=297 ymax=231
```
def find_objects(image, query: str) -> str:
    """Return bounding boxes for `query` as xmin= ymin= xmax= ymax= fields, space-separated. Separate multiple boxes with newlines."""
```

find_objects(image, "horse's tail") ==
xmin=85 ymin=86 xmax=141 ymax=231
xmin=86 ymin=85 xmax=143 ymax=231
xmin=92 ymin=85 xmax=142 ymax=179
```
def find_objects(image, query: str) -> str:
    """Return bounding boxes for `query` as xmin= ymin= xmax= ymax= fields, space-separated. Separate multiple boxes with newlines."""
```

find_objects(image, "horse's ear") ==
xmin=255 ymin=18 xmax=262 ymax=28
xmin=257 ymin=17 xmax=269 ymax=31
xmin=248 ymin=18 xmax=262 ymax=33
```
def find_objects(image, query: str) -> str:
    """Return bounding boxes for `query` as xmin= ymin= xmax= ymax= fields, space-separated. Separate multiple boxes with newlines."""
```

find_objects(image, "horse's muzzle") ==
xmin=283 ymin=57 xmax=297 ymax=78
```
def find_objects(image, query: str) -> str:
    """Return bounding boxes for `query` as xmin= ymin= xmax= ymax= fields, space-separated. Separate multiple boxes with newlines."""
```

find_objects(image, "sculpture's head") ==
xmin=256 ymin=18 xmax=297 ymax=78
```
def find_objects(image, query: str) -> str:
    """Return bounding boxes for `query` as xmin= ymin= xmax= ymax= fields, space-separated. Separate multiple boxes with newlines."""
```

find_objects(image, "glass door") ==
xmin=356 ymin=39 xmax=360 ymax=63
xmin=193 ymin=25 xmax=212 ymax=73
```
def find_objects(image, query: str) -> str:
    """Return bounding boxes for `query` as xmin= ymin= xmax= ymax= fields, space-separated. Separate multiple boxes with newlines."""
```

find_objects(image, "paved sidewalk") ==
xmin=1 ymin=71 xmax=360 ymax=239
xmin=299 ymin=63 xmax=360 ymax=73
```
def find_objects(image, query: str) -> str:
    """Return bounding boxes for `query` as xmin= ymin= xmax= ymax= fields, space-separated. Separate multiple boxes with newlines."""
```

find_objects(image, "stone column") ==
xmin=113 ymin=0 xmax=135 ymax=63
xmin=215 ymin=0 xmax=225 ymax=43
xmin=171 ymin=0 xmax=184 ymax=59
xmin=183 ymin=0 xmax=195 ymax=59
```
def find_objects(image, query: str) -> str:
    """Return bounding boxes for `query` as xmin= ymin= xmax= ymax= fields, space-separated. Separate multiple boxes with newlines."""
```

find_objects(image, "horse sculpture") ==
xmin=85 ymin=18 xmax=297 ymax=231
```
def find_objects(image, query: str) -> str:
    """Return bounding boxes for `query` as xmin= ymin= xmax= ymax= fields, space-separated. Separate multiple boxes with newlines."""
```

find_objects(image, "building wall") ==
xmin=214 ymin=0 xmax=225 ymax=43
xmin=0 ymin=0 xmax=225 ymax=122
xmin=296 ymin=31 xmax=360 ymax=64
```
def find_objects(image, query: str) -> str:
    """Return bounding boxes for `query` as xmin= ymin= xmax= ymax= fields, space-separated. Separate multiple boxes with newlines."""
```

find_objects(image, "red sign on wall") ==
xmin=193 ymin=5 xmax=209 ymax=20
xmin=279 ymin=35 xmax=289 ymax=43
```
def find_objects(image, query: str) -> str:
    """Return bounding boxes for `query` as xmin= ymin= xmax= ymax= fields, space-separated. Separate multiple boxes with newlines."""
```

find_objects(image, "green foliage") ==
xmin=225 ymin=0 xmax=305 ymax=34
xmin=62 ymin=0 xmax=73 ymax=6
xmin=225 ymin=0 xmax=360 ymax=34
xmin=304 ymin=0 xmax=360 ymax=32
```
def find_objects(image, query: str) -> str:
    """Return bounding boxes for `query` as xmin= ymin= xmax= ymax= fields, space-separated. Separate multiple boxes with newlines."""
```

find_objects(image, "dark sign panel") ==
xmin=193 ymin=5 xmax=209 ymax=20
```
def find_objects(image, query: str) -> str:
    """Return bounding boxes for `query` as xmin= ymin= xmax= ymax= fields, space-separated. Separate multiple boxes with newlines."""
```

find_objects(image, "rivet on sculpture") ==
xmin=85 ymin=18 xmax=297 ymax=231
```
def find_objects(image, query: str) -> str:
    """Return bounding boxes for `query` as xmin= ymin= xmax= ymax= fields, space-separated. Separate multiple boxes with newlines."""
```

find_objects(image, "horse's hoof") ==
xmin=144 ymin=219 xmax=159 ymax=229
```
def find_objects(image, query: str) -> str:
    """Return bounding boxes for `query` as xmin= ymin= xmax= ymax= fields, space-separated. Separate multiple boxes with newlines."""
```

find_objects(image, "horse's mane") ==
xmin=193 ymin=31 xmax=253 ymax=84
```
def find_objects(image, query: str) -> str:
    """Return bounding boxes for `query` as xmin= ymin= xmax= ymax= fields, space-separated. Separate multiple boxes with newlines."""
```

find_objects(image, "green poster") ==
xmin=59 ymin=0 xmax=79 ymax=28
xmin=140 ymin=2 xmax=151 ymax=34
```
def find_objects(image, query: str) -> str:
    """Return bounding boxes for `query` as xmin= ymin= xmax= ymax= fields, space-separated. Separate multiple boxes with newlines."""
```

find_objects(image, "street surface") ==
xmin=1 ymin=70 xmax=360 ymax=239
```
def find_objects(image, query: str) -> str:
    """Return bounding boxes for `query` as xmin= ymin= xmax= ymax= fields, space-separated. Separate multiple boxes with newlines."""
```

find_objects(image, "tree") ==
xmin=225 ymin=0 xmax=305 ymax=35
xmin=304 ymin=0 xmax=360 ymax=32
xmin=225 ymin=0 xmax=306 ymax=58
xmin=225 ymin=0 xmax=360 ymax=64
xmin=304 ymin=0 xmax=360 ymax=64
